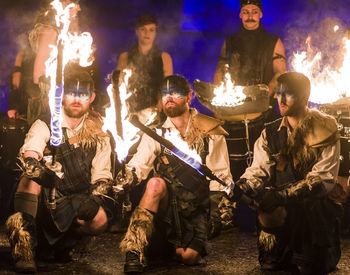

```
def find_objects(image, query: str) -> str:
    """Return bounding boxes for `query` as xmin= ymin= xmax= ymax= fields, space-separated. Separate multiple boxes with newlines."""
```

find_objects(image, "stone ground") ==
xmin=2 ymin=223 xmax=350 ymax=275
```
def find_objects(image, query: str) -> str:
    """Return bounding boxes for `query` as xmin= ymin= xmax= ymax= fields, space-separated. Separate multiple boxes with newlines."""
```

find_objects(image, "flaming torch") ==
xmin=103 ymin=69 xmax=140 ymax=164
xmin=102 ymin=69 xmax=141 ymax=219
xmin=43 ymin=0 xmax=94 ymax=207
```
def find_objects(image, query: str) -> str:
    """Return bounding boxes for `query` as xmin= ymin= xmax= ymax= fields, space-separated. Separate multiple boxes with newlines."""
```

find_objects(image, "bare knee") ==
xmin=144 ymin=177 xmax=167 ymax=199
xmin=17 ymin=177 xmax=41 ymax=195
xmin=77 ymin=207 xmax=108 ymax=235
xmin=176 ymin=247 xmax=201 ymax=265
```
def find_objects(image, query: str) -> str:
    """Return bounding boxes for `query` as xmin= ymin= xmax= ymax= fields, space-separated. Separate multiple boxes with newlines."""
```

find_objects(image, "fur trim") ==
xmin=258 ymin=230 xmax=276 ymax=252
xmin=192 ymin=112 xmax=228 ymax=136
xmin=6 ymin=213 xmax=35 ymax=262
xmin=68 ymin=112 xmax=109 ymax=149
xmin=301 ymin=109 xmax=338 ymax=147
xmin=184 ymin=117 xmax=208 ymax=153
xmin=282 ymin=109 xmax=338 ymax=177
xmin=120 ymin=206 xmax=154 ymax=265
xmin=18 ymin=157 xmax=41 ymax=179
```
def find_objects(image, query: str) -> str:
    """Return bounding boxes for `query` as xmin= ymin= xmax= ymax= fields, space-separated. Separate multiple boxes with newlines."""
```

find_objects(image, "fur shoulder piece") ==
xmin=68 ymin=111 xmax=109 ymax=147
xmin=192 ymin=113 xmax=228 ymax=136
xmin=300 ymin=109 xmax=339 ymax=148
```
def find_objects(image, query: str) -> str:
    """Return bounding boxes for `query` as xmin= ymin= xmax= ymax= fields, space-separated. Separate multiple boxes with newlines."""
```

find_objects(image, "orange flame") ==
xmin=45 ymin=0 xmax=94 ymax=145
xmin=103 ymin=69 xmax=140 ymax=163
xmin=156 ymin=128 xmax=202 ymax=164
xmin=212 ymin=70 xmax=246 ymax=107
xmin=291 ymin=32 xmax=350 ymax=104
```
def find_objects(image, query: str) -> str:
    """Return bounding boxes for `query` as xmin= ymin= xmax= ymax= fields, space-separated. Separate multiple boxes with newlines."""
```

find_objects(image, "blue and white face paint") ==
xmin=161 ymin=80 xmax=188 ymax=102
xmin=64 ymin=81 xmax=91 ymax=102
xmin=275 ymin=83 xmax=296 ymax=102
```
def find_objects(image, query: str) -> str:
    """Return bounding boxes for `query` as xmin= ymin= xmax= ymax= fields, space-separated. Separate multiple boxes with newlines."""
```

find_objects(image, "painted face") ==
xmin=161 ymin=85 xmax=189 ymax=118
xmin=161 ymin=86 xmax=188 ymax=102
xmin=64 ymin=87 xmax=91 ymax=102
xmin=136 ymin=23 xmax=157 ymax=46
xmin=276 ymin=89 xmax=300 ymax=117
xmin=240 ymin=4 xmax=262 ymax=30
xmin=63 ymin=85 xmax=93 ymax=118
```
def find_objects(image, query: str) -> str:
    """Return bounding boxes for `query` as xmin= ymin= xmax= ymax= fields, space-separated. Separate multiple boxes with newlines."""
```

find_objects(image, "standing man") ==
xmin=233 ymin=72 xmax=343 ymax=273
xmin=116 ymin=14 xmax=173 ymax=120
xmin=25 ymin=0 xmax=81 ymax=125
xmin=6 ymin=70 xmax=113 ymax=273
xmin=26 ymin=0 xmax=104 ymax=123
xmin=214 ymin=0 xmax=286 ymax=120
xmin=117 ymin=75 xmax=231 ymax=273
xmin=7 ymin=39 xmax=34 ymax=120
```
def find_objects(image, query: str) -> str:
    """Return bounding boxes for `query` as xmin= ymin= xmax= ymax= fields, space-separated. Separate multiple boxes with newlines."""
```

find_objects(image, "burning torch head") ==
xmin=276 ymin=72 xmax=311 ymax=112
xmin=240 ymin=0 xmax=262 ymax=10
xmin=64 ymin=70 xmax=94 ymax=102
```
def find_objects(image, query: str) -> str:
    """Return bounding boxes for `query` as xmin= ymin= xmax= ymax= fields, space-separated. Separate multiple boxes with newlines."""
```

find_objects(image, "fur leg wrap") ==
xmin=258 ymin=230 xmax=276 ymax=253
xmin=120 ymin=206 xmax=154 ymax=265
xmin=6 ymin=212 xmax=37 ymax=262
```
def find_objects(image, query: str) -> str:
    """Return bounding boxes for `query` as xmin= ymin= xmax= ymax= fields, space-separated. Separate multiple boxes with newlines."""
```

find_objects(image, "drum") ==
xmin=339 ymin=136 xmax=350 ymax=176
xmin=0 ymin=116 xmax=28 ymax=170
xmin=222 ymin=113 xmax=267 ymax=181
xmin=319 ymin=102 xmax=350 ymax=177
xmin=224 ymin=112 xmax=266 ymax=159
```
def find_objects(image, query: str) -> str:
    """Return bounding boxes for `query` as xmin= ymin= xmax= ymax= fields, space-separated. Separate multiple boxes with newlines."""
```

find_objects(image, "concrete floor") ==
xmin=1 ymin=225 xmax=350 ymax=275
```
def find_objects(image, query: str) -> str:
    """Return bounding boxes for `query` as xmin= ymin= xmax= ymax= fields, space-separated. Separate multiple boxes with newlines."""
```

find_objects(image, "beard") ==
xmin=163 ymin=100 xmax=187 ymax=117
xmin=63 ymin=100 xmax=89 ymax=118
xmin=279 ymin=97 xmax=306 ymax=117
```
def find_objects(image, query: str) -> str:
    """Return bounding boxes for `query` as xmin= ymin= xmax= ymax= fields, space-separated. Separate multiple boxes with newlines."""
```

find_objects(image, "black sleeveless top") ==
xmin=126 ymin=44 xmax=164 ymax=112
xmin=225 ymin=23 xmax=278 ymax=86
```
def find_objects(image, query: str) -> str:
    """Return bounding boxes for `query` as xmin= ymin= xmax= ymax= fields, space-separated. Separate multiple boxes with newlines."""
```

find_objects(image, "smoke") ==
xmin=283 ymin=0 xmax=350 ymax=71
xmin=0 ymin=3 xmax=38 ymax=85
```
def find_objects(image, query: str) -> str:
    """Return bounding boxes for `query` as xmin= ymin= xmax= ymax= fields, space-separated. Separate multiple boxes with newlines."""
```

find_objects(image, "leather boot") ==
xmin=124 ymin=251 xmax=143 ymax=273
xmin=120 ymin=206 xmax=154 ymax=273
xmin=6 ymin=212 xmax=37 ymax=273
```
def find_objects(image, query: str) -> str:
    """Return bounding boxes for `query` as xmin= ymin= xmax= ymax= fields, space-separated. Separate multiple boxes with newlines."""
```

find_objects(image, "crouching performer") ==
xmin=6 ymin=70 xmax=113 ymax=273
xmin=117 ymin=75 xmax=231 ymax=273
xmin=233 ymin=72 xmax=343 ymax=274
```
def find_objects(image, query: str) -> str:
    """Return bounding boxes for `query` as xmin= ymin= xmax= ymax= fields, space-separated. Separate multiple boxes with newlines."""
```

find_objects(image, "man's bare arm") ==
xmin=33 ymin=28 xmax=58 ymax=84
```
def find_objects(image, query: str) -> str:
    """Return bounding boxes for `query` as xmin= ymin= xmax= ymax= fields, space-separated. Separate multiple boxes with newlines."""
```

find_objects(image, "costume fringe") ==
xmin=282 ymin=109 xmax=338 ymax=177
xmin=76 ymin=115 xmax=106 ymax=149
xmin=120 ymin=206 xmax=154 ymax=265
xmin=184 ymin=114 xmax=209 ymax=153
xmin=283 ymin=176 xmax=321 ymax=198
xmin=6 ymin=213 xmax=35 ymax=261
xmin=258 ymin=230 xmax=276 ymax=252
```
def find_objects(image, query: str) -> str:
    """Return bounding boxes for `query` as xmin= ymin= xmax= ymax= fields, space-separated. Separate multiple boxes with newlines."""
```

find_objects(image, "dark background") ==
xmin=0 ymin=0 xmax=349 ymax=113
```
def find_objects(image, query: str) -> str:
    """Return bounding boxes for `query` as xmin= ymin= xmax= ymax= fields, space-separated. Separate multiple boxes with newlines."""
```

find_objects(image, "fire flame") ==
xmin=212 ymin=71 xmax=246 ymax=107
xmin=45 ymin=0 xmax=94 ymax=146
xmin=103 ymin=69 xmax=140 ymax=163
xmin=291 ymin=32 xmax=350 ymax=104
xmin=157 ymin=128 xmax=202 ymax=164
